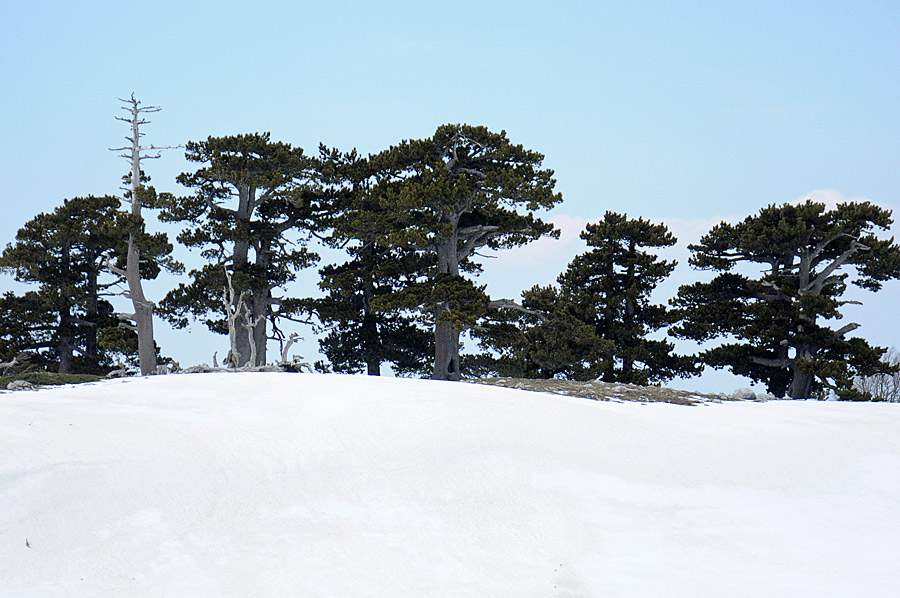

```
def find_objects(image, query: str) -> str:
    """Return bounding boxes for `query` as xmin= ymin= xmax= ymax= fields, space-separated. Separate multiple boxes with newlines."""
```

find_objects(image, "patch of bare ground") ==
xmin=467 ymin=377 xmax=739 ymax=406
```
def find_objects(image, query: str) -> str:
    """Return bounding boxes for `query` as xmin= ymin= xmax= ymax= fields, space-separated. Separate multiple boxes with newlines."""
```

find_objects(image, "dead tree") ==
xmin=110 ymin=94 xmax=179 ymax=376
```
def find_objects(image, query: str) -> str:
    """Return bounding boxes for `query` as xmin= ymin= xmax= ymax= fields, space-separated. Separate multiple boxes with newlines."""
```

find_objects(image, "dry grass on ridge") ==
xmin=468 ymin=377 xmax=754 ymax=406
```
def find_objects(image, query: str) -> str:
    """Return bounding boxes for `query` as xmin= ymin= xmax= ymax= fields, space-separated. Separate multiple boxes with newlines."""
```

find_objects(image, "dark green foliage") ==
xmin=334 ymin=124 xmax=563 ymax=380
xmin=0 ymin=196 xmax=133 ymax=374
xmin=297 ymin=147 xmax=434 ymax=376
xmin=474 ymin=213 xmax=697 ymax=384
xmin=306 ymin=244 xmax=433 ymax=376
xmin=159 ymin=133 xmax=324 ymax=366
xmin=0 ymin=292 xmax=56 ymax=368
xmin=672 ymin=200 xmax=900 ymax=399
xmin=470 ymin=285 xmax=609 ymax=380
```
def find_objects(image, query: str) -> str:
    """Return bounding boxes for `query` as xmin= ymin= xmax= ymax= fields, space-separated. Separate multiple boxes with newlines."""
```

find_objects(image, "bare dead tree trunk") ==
xmin=223 ymin=269 xmax=247 ymax=368
xmin=110 ymin=94 xmax=178 ymax=376
xmin=250 ymin=292 xmax=268 ymax=366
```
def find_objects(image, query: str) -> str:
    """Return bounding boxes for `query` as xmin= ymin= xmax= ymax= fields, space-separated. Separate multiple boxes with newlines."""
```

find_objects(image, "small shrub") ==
xmin=1 ymin=371 xmax=103 ymax=389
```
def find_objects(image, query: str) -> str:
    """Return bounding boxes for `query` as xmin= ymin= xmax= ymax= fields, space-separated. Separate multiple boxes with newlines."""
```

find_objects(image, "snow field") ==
xmin=1 ymin=373 xmax=899 ymax=597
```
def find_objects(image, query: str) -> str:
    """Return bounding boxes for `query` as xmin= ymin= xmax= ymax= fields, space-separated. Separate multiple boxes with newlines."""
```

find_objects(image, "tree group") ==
xmin=2 ymin=99 xmax=898 ymax=400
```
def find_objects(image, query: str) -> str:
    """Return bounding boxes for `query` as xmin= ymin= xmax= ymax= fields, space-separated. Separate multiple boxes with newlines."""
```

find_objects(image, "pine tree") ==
xmin=339 ymin=125 xmax=562 ymax=380
xmin=306 ymin=146 xmax=433 ymax=376
xmin=159 ymin=133 xmax=323 ymax=367
xmin=474 ymin=213 xmax=697 ymax=384
xmin=311 ymin=244 xmax=434 ymax=375
xmin=672 ymin=200 xmax=900 ymax=399
xmin=0 ymin=196 xmax=129 ymax=373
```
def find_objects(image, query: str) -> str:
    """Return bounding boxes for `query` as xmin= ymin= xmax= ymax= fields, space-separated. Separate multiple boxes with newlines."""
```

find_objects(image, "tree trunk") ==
xmin=362 ymin=313 xmax=381 ymax=376
xmin=433 ymin=316 xmax=461 ymax=381
xmin=126 ymin=235 xmax=157 ymax=375
xmin=122 ymin=100 xmax=159 ymax=377
xmin=789 ymin=349 xmax=815 ymax=399
xmin=432 ymin=230 xmax=462 ymax=381
xmin=84 ymin=265 xmax=100 ymax=360
xmin=58 ymin=308 xmax=74 ymax=374
xmin=230 ymin=229 xmax=256 ymax=367
xmin=789 ymin=368 xmax=814 ymax=399
xmin=251 ymin=292 xmax=268 ymax=366
xmin=621 ymin=239 xmax=637 ymax=380
xmin=58 ymin=241 xmax=75 ymax=374
xmin=229 ymin=226 xmax=270 ymax=368
xmin=361 ymin=268 xmax=381 ymax=376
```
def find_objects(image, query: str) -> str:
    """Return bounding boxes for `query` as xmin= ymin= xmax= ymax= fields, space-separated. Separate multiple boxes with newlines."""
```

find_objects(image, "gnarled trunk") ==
xmin=126 ymin=236 xmax=157 ymax=375
xmin=433 ymin=315 xmax=461 ymax=381
xmin=789 ymin=369 xmax=814 ymax=399
xmin=432 ymin=228 xmax=462 ymax=381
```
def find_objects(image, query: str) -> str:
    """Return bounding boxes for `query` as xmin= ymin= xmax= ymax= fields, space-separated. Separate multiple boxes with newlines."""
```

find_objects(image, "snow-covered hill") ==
xmin=1 ymin=373 xmax=898 ymax=597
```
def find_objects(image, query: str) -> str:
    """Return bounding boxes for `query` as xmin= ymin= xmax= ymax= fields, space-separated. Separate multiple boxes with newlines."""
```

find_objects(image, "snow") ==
xmin=1 ymin=373 xmax=899 ymax=597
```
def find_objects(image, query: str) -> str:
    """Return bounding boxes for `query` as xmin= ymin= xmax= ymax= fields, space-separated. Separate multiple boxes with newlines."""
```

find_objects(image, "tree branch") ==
xmin=810 ymin=240 xmax=868 ymax=294
xmin=203 ymin=196 xmax=238 ymax=215
xmin=458 ymin=225 xmax=500 ymax=260
xmin=488 ymin=298 xmax=549 ymax=322
xmin=834 ymin=322 xmax=860 ymax=338
xmin=747 ymin=355 xmax=793 ymax=368
xmin=106 ymin=257 xmax=127 ymax=278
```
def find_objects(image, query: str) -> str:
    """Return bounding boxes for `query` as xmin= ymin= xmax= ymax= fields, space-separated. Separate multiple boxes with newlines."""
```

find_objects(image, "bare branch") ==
xmin=280 ymin=332 xmax=301 ymax=364
xmin=748 ymin=355 xmax=793 ymax=368
xmin=834 ymin=322 xmax=860 ymax=338
xmin=488 ymin=298 xmax=549 ymax=322
xmin=106 ymin=257 xmax=127 ymax=278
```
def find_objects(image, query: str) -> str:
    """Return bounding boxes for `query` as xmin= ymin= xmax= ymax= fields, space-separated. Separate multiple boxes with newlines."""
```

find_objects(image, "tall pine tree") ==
xmin=311 ymin=244 xmax=434 ymax=376
xmin=307 ymin=146 xmax=433 ymax=376
xmin=339 ymin=125 xmax=562 ymax=380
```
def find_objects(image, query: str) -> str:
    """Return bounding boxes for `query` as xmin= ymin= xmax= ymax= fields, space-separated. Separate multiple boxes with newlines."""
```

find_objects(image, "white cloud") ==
xmin=791 ymin=189 xmax=874 ymax=210
xmin=479 ymin=213 xmax=588 ymax=299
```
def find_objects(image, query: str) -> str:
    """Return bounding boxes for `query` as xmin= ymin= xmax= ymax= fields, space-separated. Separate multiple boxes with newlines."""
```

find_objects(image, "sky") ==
xmin=1 ymin=0 xmax=899 ymax=392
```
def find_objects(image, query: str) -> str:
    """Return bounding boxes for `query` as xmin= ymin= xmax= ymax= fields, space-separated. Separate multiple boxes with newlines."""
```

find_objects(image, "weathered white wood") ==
xmin=110 ymin=94 xmax=179 ymax=376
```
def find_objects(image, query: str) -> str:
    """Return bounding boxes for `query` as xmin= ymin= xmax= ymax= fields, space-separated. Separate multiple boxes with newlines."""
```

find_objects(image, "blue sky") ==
xmin=2 ymin=1 xmax=898 ymax=392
